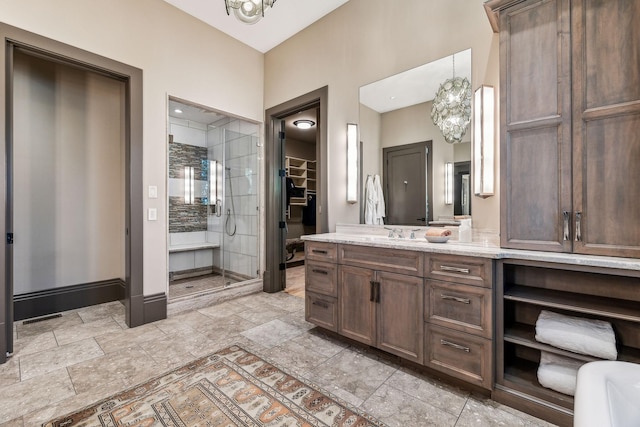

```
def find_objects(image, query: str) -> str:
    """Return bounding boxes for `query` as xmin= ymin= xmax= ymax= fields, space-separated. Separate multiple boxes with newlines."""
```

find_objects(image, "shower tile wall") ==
xmin=168 ymin=119 xmax=208 ymax=234
xmin=168 ymin=118 xmax=215 ymax=276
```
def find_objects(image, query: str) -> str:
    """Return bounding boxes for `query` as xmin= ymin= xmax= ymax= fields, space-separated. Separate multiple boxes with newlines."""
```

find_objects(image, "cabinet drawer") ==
xmin=425 ymin=254 xmax=493 ymax=288
xmin=424 ymin=324 xmax=492 ymax=389
xmin=426 ymin=280 xmax=492 ymax=338
xmin=305 ymin=241 xmax=338 ymax=262
xmin=339 ymin=244 xmax=423 ymax=276
xmin=305 ymin=292 xmax=337 ymax=332
xmin=305 ymin=260 xmax=337 ymax=297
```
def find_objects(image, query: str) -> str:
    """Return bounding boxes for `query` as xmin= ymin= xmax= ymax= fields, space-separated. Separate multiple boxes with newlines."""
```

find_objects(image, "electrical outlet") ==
xmin=148 ymin=208 xmax=157 ymax=221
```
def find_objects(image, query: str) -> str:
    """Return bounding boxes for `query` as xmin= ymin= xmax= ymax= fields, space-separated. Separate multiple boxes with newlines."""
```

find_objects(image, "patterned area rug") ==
xmin=44 ymin=345 xmax=386 ymax=426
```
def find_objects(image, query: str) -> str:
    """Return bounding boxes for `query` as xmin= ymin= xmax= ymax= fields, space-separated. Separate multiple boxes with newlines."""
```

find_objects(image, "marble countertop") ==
xmin=302 ymin=232 xmax=640 ymax=272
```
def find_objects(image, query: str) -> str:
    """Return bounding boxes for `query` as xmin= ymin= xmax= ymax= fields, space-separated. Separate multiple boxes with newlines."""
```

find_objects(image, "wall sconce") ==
xmin=347 ymin=123 xmax=358 ymax=203
xmin=445 ymin=162 xmax=454 ymax=205
xmin=184 ymin=166 xmax=195 ymax=204
xmin=474 ymin=85 xmax=495 ymax=197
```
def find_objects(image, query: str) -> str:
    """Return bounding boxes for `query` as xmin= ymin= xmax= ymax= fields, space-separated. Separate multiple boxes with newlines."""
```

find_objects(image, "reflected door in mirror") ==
xmin=383 ymin=141 xmax=433 ymax=225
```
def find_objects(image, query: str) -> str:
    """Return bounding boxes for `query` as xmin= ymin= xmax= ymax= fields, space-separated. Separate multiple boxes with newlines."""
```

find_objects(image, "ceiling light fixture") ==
xmin=293 ymin=119 xmax=315 ymax=130
xmin=431 ymin=53 xmax=472 ymax=144
xmin=224 ymin=0 xmax=276 ymax=25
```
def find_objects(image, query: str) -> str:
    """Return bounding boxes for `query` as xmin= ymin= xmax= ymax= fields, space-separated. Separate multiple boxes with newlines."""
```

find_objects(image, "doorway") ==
xmin=264 ymin=87 xmax=328 ymax=294
xmin=167 ymin=98 xmax=261 ymax=301
xmin=0 ymin=24 xmax=144 ymax=364
xmin=383 ymin=141 xmax=433 ymax=225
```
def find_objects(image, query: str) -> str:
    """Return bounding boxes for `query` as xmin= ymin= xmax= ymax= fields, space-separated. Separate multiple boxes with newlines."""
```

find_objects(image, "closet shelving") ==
xmin=285 ymin=156 xmax=316 ymax=218
xmin=496 ymin=259 xmax=640 ymax=426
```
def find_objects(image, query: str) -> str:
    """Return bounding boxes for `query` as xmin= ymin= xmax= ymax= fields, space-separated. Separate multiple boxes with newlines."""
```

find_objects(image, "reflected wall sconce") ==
xmin=347 ymin=123 xmax=358 ymax=204
xmin=209 ymin=160 xmax=218 ymax=205
xmin=445 ymin=162 xmax=454 ymax=205
xmin=473 ymin=85 xmax=495 ymax=197
xmin=184 ymin=166 xmax=195 ymax=204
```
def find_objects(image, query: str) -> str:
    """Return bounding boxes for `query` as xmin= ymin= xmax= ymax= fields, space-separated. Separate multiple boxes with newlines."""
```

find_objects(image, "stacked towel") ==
xmin=537 ymin=351 xmax=586 ymax=396
xmin=535 ymin=310 xmax=617 ymax=360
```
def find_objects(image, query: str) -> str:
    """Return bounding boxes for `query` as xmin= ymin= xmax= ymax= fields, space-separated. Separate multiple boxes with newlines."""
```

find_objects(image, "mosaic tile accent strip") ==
xmin=169 ymin=141 xmax=209 ymax=232
xmin=169 ymin=142 xmax=208 ymax=179
xmin=169 ymin=197 xmax=208 ymax=233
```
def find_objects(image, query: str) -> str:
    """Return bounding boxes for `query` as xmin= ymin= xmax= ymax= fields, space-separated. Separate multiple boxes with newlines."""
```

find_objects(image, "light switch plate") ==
xmin=148 ymin=208 xmax=157 ymax=221
xmin=148 ymin=185 xmax=158 ymax=199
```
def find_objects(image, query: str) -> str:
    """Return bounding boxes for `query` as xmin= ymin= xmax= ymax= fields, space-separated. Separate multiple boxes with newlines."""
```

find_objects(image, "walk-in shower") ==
xmin=167 ymin=99 xmax=260 ymax=300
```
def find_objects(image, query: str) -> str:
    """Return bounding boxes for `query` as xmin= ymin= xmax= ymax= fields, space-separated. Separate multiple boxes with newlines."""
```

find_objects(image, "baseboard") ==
xmin=143 ymin=292 xmax=167 ymax=324
xmin=14 ymin=279 xmax=126 ymax=321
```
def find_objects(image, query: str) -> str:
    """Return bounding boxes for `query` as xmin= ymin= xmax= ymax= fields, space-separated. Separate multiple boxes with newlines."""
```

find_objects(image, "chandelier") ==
xmin=430 ymin=54 xmax=471 ymax=144
xmin=224 ymin=0 xmax=276 ymax=24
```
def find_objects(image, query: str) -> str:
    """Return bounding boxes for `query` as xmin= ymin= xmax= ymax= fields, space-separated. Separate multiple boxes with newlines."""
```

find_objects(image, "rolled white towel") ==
xmin=537 ymin=351 xmax=585 ymax=396
xmin=535 ymin=310 xmax=617 ymax=360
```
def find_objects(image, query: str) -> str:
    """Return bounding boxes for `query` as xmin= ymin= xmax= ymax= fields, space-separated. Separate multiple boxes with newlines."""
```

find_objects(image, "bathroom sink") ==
xmin=574 ymin=361 xmax=640 ymax=427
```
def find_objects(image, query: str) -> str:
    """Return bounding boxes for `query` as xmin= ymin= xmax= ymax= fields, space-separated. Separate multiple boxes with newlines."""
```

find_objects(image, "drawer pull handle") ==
xmin=312 ymin=249 xmax=328 ymax=254
xmin=440 ymin=294 xmax=471 ymax=304
xmin=440 ymin=339 xmax=470 ymax=353
xmin=440 ymin=265 xmax=470 ymax=274
xmin=312 ymin=301 xmax=329 ymax=309
xmin=311 ymin=269 xmax=328 ymax=275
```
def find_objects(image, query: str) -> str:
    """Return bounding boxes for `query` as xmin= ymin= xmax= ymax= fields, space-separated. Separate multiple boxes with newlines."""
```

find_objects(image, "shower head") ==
xmin=225 ymin=167 xmax=231 ymax=171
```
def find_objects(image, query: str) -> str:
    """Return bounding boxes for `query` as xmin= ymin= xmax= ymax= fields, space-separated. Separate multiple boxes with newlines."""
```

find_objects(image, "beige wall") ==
xmin=13 ymin=51 xmax=125 ymax=294
xmin=265 ymin=0 xmax=500 ymax=232
xmin=1 ymin=0 xmax=264 ymax=296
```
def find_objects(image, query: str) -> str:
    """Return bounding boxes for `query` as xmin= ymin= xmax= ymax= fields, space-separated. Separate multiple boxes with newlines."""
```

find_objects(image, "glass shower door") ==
xmin=220 ymin=125 xmax=260 ymax=286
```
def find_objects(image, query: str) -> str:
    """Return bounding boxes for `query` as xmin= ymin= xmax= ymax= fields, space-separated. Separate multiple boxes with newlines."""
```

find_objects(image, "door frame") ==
xmin=264 ymin=87 xmax=328 ymax=293
xmin=0 ymin=24 xmax=144 ymax=363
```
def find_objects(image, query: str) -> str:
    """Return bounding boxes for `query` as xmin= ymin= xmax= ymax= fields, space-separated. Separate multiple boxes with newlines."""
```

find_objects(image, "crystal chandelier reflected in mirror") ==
xmin=224 ymin=0 xmax=276 ymax=24
xmin=430 ymin=54 xmax=472 ymax=144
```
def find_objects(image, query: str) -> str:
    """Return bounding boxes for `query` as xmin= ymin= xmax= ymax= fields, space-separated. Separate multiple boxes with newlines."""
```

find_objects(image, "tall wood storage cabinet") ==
xmin=490 ymin=0 xmax=640 ymax=258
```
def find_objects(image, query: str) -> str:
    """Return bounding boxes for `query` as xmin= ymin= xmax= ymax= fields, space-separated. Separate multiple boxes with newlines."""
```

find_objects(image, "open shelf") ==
xmin=504 ymin=285 xmax=640 ymax=323
xmin=504 ymin=322 xmax=640 ymax=364
xmin=502 ymin=357 xmax=574 ymax=411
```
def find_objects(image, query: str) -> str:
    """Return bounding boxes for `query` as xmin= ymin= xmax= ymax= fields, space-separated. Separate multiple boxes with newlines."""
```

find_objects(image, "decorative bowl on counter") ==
xmin=425 ymin=235 xmax=450 ymax=243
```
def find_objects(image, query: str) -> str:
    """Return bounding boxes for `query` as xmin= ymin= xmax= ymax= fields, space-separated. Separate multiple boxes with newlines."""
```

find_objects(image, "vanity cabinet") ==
xmin=338 ymin=265 xmax=424 ymax=363
xmin=424 ymin=254 xmax=493 ymax=389
xmin=304 ymin=242 xmax=339 ymax=331
xmin=490 ymin=0 xmax=640 ymax=258
xmin=304 ymin=241 xmax=495 ymax=387
xmin=338 ymin=244 xmax=424 ymax=363
xmin=495 ymin=259 xmax=640 ymax=427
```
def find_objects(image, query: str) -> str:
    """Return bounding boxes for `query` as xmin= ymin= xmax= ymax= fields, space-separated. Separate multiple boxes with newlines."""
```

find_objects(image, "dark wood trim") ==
xmin=264 ymin=86 xmax=328 ymax=293
xmin=484 ymin=0 xmax=531 ymax=32
xmin=13 ymin=279 xmax=125 ymax=321
xmin=143 ymin=293 xmax=167 ymax=324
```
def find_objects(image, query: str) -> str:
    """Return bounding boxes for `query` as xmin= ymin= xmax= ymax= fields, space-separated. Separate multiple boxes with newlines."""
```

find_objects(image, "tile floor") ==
xmin=0 ymin=292 xmax=557 ymax=426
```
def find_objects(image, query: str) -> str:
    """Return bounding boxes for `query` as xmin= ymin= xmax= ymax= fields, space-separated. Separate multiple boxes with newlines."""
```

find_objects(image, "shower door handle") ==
xmin=215 ymin=199 xmax=222 ymax=217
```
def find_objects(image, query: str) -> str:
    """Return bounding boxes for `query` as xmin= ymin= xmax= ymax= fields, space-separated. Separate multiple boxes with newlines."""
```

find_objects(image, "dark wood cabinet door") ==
xmin=571 ymin=0 xmax=640 ymax=258
xmin=338 ymin=265 xmax=376 ymax=346
xmin=376 ymin=271 xmax=424 ymax=364
xmin=499 ymin=0 xmax=572 ymax=252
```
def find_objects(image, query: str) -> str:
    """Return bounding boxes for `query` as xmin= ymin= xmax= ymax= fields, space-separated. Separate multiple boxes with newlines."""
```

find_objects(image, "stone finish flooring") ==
xmin=0 ymin=293 xmax=557 ymax=426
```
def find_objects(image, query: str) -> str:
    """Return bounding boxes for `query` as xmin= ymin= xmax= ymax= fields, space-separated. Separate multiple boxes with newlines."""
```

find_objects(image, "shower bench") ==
xmin=169 ymin=242 xmax=220 ymax=281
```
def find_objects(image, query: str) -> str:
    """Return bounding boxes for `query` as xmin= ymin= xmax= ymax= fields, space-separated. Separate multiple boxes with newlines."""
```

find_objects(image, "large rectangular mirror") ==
xmin=359 ymin=48 xmax=472 ymax=226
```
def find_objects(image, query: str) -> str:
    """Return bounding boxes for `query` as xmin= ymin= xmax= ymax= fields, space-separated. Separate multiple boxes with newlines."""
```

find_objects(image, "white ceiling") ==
xmin=359 ymin=49 xmax=472 ymax=114
xmin=163 ymin=0 xmax=350 ymax=53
